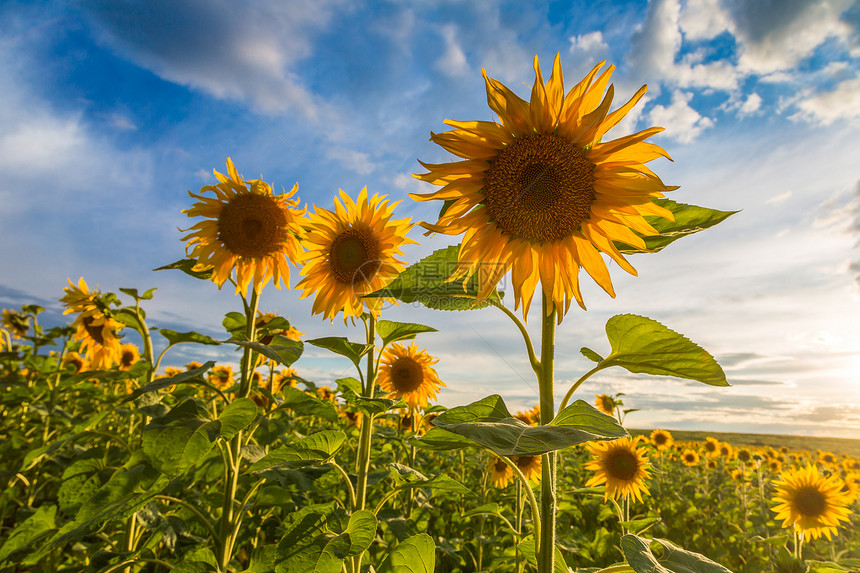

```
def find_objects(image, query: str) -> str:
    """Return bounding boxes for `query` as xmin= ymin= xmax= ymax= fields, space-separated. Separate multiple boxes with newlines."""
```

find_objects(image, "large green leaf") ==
xmin=430 ymin=395 xmax=625 ymax=456
xmin=345 ymin=510 xmax=377 ymax=556
xmin=621 ymin=535 xmax=734 ymax=573
xmin=142 ymin=402 xmax=221 ymax=475
xmin=307 ymin=337 xmax=373 ymax=369
xmin=585 ymin=314 xmax=727 ymax=386
xmin=411 ymin=427 xmax=476 ymax=451
xmin=218 ymin=398 xmax=258 ymax=440
xmin=278 ymin=387 xmax=339 ymax=422
xmin=517 ymin=536 xmax=569 ymax=573
xmin=0 ymin=505 xmax=57 ymax=564
xmin=376 ymin=320 xmax=437 ymax=347
xmin=365 ymin=245 xmax=502 ymax=311
xmin=275 ymin=504 xmax=345 ymax=573
xmin=159 ymin=329 xmax=221 ymax=347
xmin=126 ymin=361 xmax=216 ymax=399
xmin=615 ymin=199 xmax=737 ymax=254
xmin=228 ymin=336 xmax=303 ymax=368
xmin=377 ymin=533 xmax=435 ymax=573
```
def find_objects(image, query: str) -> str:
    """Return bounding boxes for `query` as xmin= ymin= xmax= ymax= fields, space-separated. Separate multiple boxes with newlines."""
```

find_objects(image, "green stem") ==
xmin=557 ymin=364 xmax=604 ymax=411
xmin=352 ymin=314 xmax=377 ymax=573
xmin=538 ymin=293 xmax=557 ymax=573
xmin=490 ymin=299 xmax=541 ymax=375
xmin=330 ymin=461 xmax=357 ymax=510
xmin=499 ymin=455 xmax=541 ymax=557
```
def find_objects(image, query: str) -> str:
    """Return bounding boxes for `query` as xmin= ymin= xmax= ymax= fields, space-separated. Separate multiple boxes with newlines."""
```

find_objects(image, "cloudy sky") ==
xmin=2 ymin=0 xmax=859 ymax=438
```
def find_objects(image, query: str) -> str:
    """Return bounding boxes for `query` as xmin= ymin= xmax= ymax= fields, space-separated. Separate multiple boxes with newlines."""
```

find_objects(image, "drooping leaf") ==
xmin=364 ymin=245 xmax=502 ymax=311
xmin=377 ymin=533 xmax=435 ymax=573
xmin=620 ymin=535 xmax=734 ymax=573
xmin=223 ymin=312 xmax=247 ymax=337
xmin=297 ymin=430 xmax=347 ymax=458
xmin=581 ymin=347 xmax=604 ymax=363
xmin=615 ymin=199 xmax=737 ymax=255
xmin=411 ymin=427 xmax=476 ymax=451
xmin=598 ymin=314 xmax=728 ymax=386
xmin=126 ymin=361 xmax=215 ymax=399
xmin=345 ymin=510 xmax=377 ymax=556
xmin=227 ymin=336 xmax=303 ymax=368
xmin=154 ymin=259 xmax=214 ymax=280
xmin=142 ymin=402 xmax=221 ymax=475
xmin=159 ymin=329 xmax=221 ymax=347
xmin=337 ymin=377 xmax=403 ymax=416
xmin=376 ymin=320 xmax=437 ymax=347
xmin=431 ymin=395 xmax=626 ymax=456
xmin=307 ymin=337 xmax=373 ymax=369
xmin=619 ymin=517 xmax=661 ymax=535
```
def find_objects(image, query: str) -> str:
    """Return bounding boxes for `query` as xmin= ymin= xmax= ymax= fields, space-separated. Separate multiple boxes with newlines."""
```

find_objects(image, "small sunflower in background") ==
xmin=515 ymin=455 xmax=542 ymax=482
xmin=182 ymin=157 xmax=306 ymax=297
xmin=650 ymin=429 xmax=674 ymax=450
xmin=60 ymin=278 xmax=124 ymax=370
xmin=703 ymin=437 xmax=720 ymax=458
xmin=62 ymin=351 xmax=88 ymax=374
xmin=586 ymin=436 xmax=651 ymax=502
xmin=185 ymin=361 xmax=203 ymax=371
xmin=412 ymin=54 xmax=675 ymax=320
xmin=718 ymin=442 xmax=733 ymax=459
xmin=594 ymin=393 xmax=617 ymax=416
xmin=316 ymin=385 xmax=336 ymax=402
xmin=376 ymin=342 xmax=445 ymax=412
xmin=772 ymin=465 xmax=852 ymax=541
xmin=2 ymin=309 xmax=29 ymax=339
xmin=118 ymin=343 xmax=140 ymax=371
xmin=681 ymin=449 xmax=700 ymax=467
xmin=208 ymin=365 xmax=234 ymax=388
xmin=736 ymin=448 xmax=752 ymax=464
xmin=514 ymin=405 xmax=541 ymax=426
xmin=489 ymin=456 xmax=514 ymax=489
xmin=841 ymin=472 xmax=860 ymax=504
xmin=296 ymin=188 xmax=415 ymax=322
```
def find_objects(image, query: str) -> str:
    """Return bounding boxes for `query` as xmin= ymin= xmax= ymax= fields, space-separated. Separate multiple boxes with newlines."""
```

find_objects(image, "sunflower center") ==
xmin=606 ymin=449 xmax=639 ymax=481
xmin=82 ymin=316 xmax=105 ymax=344
xmin=794 ymin=486 xmax=827 ymax=517
xmin=684 ymin=453 xmax=696 ymax=463
xmin=653 ymin=434 xmax=667 ymax=446
xmin=329 ymin=226 xmax=383 ymax=285
xmin=218 ymin=193 xmax=288 ymax=258
xmin=494 ymin=459 xmax=508 ymax=473
xmin=120 ymin=350 xmax=136 ymax=368
xmin=389 ymin=356 xmax=424 ymax=393
xmin=484 ymin=133 xmax=595 ymax=244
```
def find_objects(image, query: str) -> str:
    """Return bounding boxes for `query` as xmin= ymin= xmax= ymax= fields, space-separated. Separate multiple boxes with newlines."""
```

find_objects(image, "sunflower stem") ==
xmin=538 ymin=293 xmax=557 ymax=573
xmin=353 ymin=314 xmax=376 ymax=573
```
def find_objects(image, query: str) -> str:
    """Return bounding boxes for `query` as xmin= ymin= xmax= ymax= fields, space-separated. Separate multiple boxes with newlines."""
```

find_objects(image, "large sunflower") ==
xmin=586 ymin=436 xmax=651 ymax=502
xmin=376 ymin=341 xmax=445 ymax=412
xmin=772 ymin=465 xmax=852 ymax=541
xmin=412 ymin=54 xmax=675 ymax=320
xmin=182 ymin=158 xmax=305 ymax=296
xmin=296 ymin=187 xmax=415 ymax=321
xmin=60 ymin=278 xmax=124 ymax=370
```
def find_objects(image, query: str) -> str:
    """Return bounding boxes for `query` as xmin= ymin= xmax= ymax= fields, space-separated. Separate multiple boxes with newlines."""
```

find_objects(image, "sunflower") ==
xmin=2 ymin=309 xmax=28 ymax=339
xmin=208 ymin=365 xmax=234 ymax=388
xmin=376 ymin=341 xmax=445 ymax=412
xmin=412 ymin=54 xmax=675 ymax=320
xmin=118 ymin=343 xmax=140 ymax=371
xmin=840 ymin=472 xmax=860 ymax=505
xmin=681 ymin=449 xmax=700 ymax=467
xmin=62 ymin=352 xmax=88 ymax=374
xmin=514 ymin=455 xmax=542 ymax=481
xmin=718 ymin=442 xmax=733 ymax=459
xmin=489 ymin=456 xmax=514 ymax=489
xmin=316 ymin=385 xmax=336 ymax=402
xmin=594 ymin=394 xmax=616 ymax=416
xmin=186 ymin=361 xmax=203 ymax=371
xmin=514 ymin=405 xmax=541 ymax=426
xmin=60 ymin=278 xmax=124 ymax=370
xmin=703 ymin=437 xmax=720 ymax=458
xmin=736 ymin=448 xmax=752 ymax=463
xmin=296 ymin=187 xmax=415 ymax=322
xmin=182 ymin=157 xmax=305 ymax=296
xmin=772 ymin=465 xmax=852 ymax=541
xmin=586 ymin=437 xmax=651 ymax=501
xmin=650 ymin=429 xmax=674 ymax=450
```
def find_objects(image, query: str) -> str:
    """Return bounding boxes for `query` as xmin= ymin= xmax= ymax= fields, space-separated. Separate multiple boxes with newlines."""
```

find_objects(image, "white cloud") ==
xmin=435 ymin=24 xmax=469 ymax=78
xmin=738 ymin=92 xmax=762 ymax=115
xmin=326 ymin=147 xmax=377 ymax=176
xmin=791 ymin=76 xmax=860 ymax=125
xmin=648 ymin=90 xmax=715 ymax=142
xmin=680 ymin=0 xmax=733 ymax=40
xmin=84 ymin=0 xmax=346 ymax=117
xmin=568 ymin=30 xmax=610 ymax=65
xmin=765 ymin=190 xmax=792 ymax=205
xmin=726 ymin=0 xmax=856 ymax=75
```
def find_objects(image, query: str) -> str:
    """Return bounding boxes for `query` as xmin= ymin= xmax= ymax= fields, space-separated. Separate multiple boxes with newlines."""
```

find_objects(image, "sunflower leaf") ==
xmin=364 ymin=245 xmax=502 ymax=311
xmin=377 ymin=533 xmax=435 ymax=573
xmin=376 ymin=320 xmax=438 ymax=347
xmin=620 ymin=534 xmax=733 ymax=573
xmin=307 ymin=337 xmax=373 ymax=369
xmin=154 ymin=259 xmax=214 ymax=280
xmin=615 ymin=199 xmax=737 ymax=255
xmin=227 ymin=336 xmax=303 ymax=368
xmin=125 ymin=361 xmax=215 ymax=400
xmin=581 ymin=347 xmax=603 ymax=362
xmin=597 ymin=314 xmax=728 ymax=386
xmin=159 ymin=329 xmax=221 ymax=347
xmin=278 ymin=387 xmax=339 ymax=422
xmin=429 ymin=396 xmax=625 ymax=456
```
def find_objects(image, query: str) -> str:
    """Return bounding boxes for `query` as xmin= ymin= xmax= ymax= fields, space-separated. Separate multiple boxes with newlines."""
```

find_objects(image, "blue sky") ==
xmin=1 ymin=0 xmax=859 ymax=438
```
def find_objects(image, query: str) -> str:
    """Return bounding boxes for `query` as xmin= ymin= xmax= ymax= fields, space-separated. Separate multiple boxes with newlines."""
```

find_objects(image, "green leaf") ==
xmin=160 ymin=329 xmax=221 ymax=347
xmin=125 ymin=361 xmax=215 ymax=400
xmin=0 ymin=505 xmax=57 ymax=563
xmin=297 ymin=430 xmax=347 ymax=458
xmin=598 ymin=314 xmax=728 ymax=386
xmin=620 ymin=535 xmax=733 ymax=573
xmin=516 ymin=536 xmax=569 ymax=573
xmin=411 ymin=427 xmax=476 ymax=451
xmin=388 ymin=464 xmax=474 ymax=496
xmin=377 ymin=533 xmax=435 ymax=573
xmin=364 ymin=245 xmax=502 ymax=311
xmin=619 ymin=517 xmax=661 ymax=535
xmin=113 ymin=307 xmax=145 ymax=332
xmin=581 ymin=347 xmax=604 ymax=363
xmin=337 ymin=377 xmax=403 ymax=416
xmin=307 ymin=337 xmax=372 ymax=369
xmin=278 ymin=387 xmax=339 ymax=422
xmin=376 ymin=320 xmax=437 ymax=347
xmin=154 ymin=259 xmax=213 ymax=280
xmin=275 ymin=503 xmax=345 ymax=573
xmin=431 ymin=395 xmax=626 ymax=456
xmin=615 ymin=199 xmax=737 ymax=255
xmin=248 ymin=431 xmax=345 ymax=473
xmin=142 ymin=404 xmax=220 ymax=475
xmin=119 ymin=287 xmax=157 ymax=300
xmin=344 ymin=510 xmax=377 ymax=556
xmin=219 ymin=398 xmax=258 ymax=440
xmin=228 ymin=336 xmax=303 ymax=367
xmin=223 ymin=312 xmax=247 ymax=337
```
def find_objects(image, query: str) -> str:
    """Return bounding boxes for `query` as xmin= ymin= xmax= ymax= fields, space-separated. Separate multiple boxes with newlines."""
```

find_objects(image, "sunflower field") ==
xmin=2 ymin=55 xmax=858 ymax=573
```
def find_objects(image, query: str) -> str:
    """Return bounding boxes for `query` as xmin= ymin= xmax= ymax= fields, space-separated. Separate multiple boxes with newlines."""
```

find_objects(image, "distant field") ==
xmin=629 ymin=428 xmax=860 ymax=457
